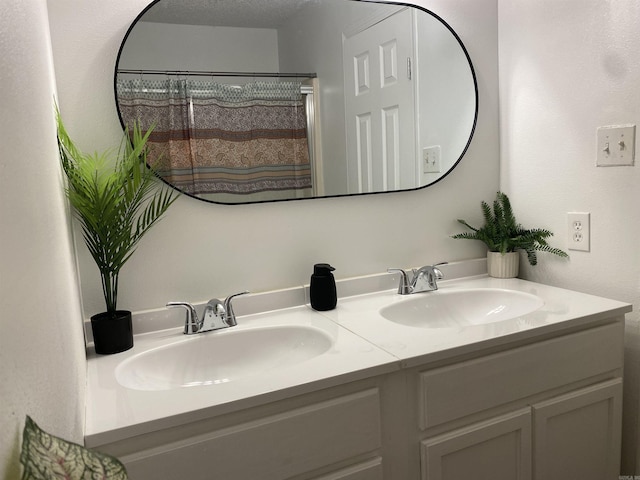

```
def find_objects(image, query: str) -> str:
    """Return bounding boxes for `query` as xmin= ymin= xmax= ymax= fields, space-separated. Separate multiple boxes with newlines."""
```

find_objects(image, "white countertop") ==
xmin=85 ymin=272 xmax=631 ymax=447
xmin=320 ymin=275 xmax=631 ymax=368
xmin=85 ymin=306 xmax=398 ymax=447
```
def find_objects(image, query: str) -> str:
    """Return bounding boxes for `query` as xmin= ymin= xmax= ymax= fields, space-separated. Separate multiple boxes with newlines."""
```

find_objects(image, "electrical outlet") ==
xmin=567 ymin=212 xmax=590 ymax=252
xmin=423 ymin=145 xmax=441 ymax=173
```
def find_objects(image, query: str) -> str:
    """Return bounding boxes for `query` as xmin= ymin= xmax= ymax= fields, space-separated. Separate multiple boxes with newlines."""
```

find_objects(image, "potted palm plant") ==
xmin=452 ymin=191 xmax=568 ymax=278
xmin=57 ymin=110 xmax=177 ymax=354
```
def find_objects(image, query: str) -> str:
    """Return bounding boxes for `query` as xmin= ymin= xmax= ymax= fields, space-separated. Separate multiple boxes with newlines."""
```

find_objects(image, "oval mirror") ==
xmin=115 ymin=0 xmax=477 ymax=204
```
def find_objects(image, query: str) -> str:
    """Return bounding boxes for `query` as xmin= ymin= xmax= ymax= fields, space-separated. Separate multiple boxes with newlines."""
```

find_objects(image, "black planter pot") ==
xmin=91 ymin=310 xmax=133 ymax=355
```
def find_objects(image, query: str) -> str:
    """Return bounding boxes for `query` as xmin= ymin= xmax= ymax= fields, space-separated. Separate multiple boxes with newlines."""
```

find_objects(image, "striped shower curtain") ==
xmin=116 ymin=78 xmax=312 ymax=198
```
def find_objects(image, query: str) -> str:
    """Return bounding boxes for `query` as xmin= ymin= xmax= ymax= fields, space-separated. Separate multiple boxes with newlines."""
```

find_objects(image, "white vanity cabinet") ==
xmin=417 ymin=320 xmax=624 ymax=480
xmin=99 ymin=318 xmax=624 ymax=480
xmin=98 ymin=381 xmax=387 ymax=480
xmin=88 ymin=275 xmax=630 ymax=480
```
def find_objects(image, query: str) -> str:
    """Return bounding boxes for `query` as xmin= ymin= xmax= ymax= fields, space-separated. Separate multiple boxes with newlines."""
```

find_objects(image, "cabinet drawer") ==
xmin=313 ymin=458 xmax=383 ymax=480
xmin=122 ymin=389 xmax=381 ymax=480
xmin=418 ymin=322 xmax=623 ymax=429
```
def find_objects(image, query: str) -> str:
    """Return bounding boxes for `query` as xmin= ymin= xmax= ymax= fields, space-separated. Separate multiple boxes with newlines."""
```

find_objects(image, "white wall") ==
xmin=46 ymin=0 xmax=499 ymax=328
xmin=498 ymin=0 xmax=640 ymax=473
xmin=0 ymin=0 xmax=86 ymax=477
xmin=119 ymin=22 xmax=279 ymax=73
xmin=416 ymin=11 xmax=476 ymax=185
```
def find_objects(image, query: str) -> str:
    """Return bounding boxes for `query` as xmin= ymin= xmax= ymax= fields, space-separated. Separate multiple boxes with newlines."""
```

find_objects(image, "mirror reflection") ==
xmin=115 ymin=0 xmax=477 ymax=204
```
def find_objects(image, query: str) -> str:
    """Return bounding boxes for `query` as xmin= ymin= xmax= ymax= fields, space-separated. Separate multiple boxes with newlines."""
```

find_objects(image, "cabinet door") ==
xmin=533 ymin=379 xmax=622 ymax=480
xmin=421 ymin=408 xmax=532 ymax=480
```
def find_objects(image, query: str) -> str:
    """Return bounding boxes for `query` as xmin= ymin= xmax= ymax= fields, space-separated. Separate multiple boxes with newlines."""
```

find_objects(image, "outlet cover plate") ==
xmin=567 ymin=212 xmax=590 ymax=252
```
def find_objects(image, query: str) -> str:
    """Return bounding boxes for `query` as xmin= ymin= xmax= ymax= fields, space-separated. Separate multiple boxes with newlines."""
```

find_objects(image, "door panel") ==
xmin=344 ymin=8 xmax=416 ymax=193
xmin=533 ymin=379 xmax=622 ymax=480
xmin=421 ymin=409 xmax=532 ymax=480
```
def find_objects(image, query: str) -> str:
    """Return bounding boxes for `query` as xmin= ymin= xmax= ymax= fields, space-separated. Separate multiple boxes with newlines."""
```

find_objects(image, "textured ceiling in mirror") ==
xmin=140 ymin=0 xmax=315 ymax=27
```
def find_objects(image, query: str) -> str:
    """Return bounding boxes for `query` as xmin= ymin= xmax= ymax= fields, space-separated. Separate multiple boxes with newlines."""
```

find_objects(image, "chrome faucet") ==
xmin=167 ymin=291 xmax=249 ymax=334
xmin=411 ymin=264 xmax=446 ymax=292
xmin=388 ymin=263 xmax=446 ymax=295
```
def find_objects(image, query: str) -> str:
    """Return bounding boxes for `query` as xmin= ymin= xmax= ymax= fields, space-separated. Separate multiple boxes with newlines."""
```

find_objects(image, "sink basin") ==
xmin=116 ymin=325 xmax=333 ymax=391
xmin=379 ymin=288 xmax=544 ymax=328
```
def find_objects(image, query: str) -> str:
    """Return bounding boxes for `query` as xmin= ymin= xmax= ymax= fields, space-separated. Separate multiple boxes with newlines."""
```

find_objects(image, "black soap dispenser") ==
xmin=310 ymin=263 xmax=337 ymax=311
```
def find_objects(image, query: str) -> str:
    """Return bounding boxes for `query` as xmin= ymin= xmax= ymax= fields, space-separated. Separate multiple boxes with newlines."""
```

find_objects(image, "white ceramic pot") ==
xmin=487 ymin=251 xmax=519 ymax=278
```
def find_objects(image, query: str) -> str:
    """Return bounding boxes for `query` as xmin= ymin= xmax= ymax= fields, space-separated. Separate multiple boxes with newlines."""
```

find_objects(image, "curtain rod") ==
xmin=117 ymin=69 xmax=317 ymax=79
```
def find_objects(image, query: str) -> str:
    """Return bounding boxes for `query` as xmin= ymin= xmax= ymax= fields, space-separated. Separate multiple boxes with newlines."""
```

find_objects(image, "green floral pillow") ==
xmin=20 ymin=416 xmax=128 ymax=480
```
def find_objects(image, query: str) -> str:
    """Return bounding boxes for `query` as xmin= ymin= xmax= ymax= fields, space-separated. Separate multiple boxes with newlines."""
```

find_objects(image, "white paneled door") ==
xmin=343 ymin=8 xmax=417 ymax=194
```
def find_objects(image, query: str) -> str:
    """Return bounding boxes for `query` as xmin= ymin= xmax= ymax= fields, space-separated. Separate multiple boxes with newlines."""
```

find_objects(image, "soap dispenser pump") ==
xmin=310 ymin=263 xmax=337 ymax=311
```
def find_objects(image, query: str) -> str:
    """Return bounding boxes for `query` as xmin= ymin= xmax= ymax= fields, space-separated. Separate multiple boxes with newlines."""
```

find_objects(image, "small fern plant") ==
xmin=452 ymin=191 xmax=568 ymax=266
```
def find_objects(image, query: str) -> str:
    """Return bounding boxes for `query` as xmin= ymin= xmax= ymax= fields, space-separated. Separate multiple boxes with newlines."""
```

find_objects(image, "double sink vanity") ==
xmin=86 ymin=260 xmax=630 ymax=480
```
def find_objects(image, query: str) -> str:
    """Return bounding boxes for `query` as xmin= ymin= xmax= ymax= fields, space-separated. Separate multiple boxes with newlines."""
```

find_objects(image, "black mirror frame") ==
xmin=114 ymin=0 xmax=478 ymax=205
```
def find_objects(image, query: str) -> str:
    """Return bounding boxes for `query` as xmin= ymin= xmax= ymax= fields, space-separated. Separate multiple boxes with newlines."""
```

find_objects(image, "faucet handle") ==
xmin=387 ymin=268 xmax=411 ymax=295
xmin=167 ymin=302 xmax=199 ymax=334
xmin=432 ymin=262 xmax=447 ymax=279
xmin=223 ymin=291 xmax=250 ymax=327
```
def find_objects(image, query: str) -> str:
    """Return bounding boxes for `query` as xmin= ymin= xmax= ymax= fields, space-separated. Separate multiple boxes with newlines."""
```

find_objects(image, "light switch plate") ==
xmin=596 ymin=124 xmax=635 ymax=166
xmin=423 ymin=145 xmax=441 ymax=173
